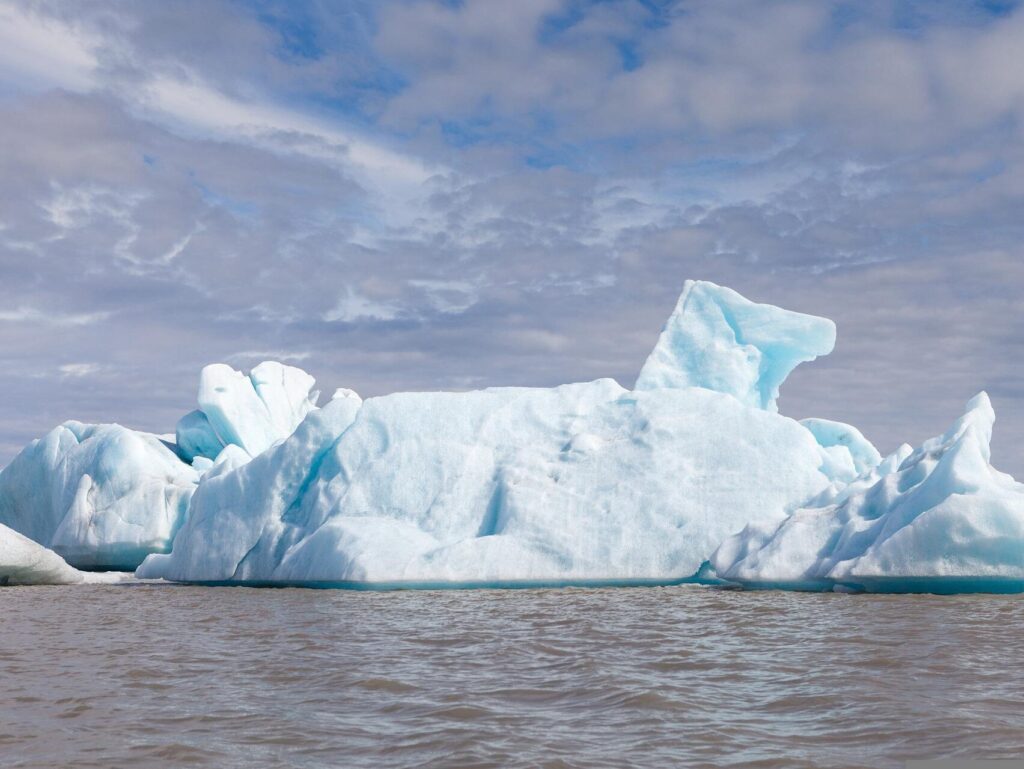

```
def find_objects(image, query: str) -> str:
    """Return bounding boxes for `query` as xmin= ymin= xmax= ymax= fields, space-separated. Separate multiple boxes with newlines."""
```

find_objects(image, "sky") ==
xmin=0 ymin=0 xmax=1022 ymax=473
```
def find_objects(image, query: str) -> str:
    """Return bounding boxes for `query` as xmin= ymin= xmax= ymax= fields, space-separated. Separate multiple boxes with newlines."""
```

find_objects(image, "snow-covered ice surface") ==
xmin=0 ymin=422 xmax=198 ymax=570
xmin=138 ymin=381 xmax=835 ymax=586
xmin=711 ymin=393 xmax=1024 ymax=593
xmin=0 ymin=522 xmax=128 ymax=585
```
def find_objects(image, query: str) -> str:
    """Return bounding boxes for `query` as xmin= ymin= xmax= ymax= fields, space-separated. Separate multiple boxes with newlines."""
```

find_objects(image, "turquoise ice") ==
xmin=711 ymin=393 xmax=1024 ymax=593
xmin=634 ymin=280 xmax=836 ymax=411
xmin=0 ymin=422 xmax=197 ymax=570
xmin=138 ymin=281 xmax=848 ymax=586
xmin=3 ymin=279 xmax=1021 ymax=592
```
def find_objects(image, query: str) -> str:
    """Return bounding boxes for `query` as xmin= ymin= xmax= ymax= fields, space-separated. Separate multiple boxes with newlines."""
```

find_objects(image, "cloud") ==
xmin=0 ymin=0 xmax=437 ymax=225
xmin=374 ymin=0 xmax=1024 ymax=155
xmin=324 ymin=288 xmax=403 ymax=323
xmin=0 ymin=1 xmax=99 ymax=92
xmin=136 ymin=74 xmax=436 ymax=191
xmin=0 ymin=307 xmax=112 ymax=326
xmin=227 ymin=350 xmax=313 ymax=364
xmin=58 ymin=362 xmax=106 ymax=378
xmin=408 ymin=279 xmax=480 ymax=314
xmin=0 ymin=0 xmax=1021 ymax=480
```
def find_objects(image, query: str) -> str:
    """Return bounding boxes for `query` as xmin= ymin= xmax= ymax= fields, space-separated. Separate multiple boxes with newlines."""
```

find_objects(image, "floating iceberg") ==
xmin=4 ymin=278 xmax=1020 ymax=593
xmin=0 ymin=422 xmax=198 ymax=570
xmin=0 ymin=361 xmax=322 ymax=571
xmin=711 ymin=393 xmax=1024 ymax=593
xmin=138 ymin=383 xmax=836 ymax=586
xmin=0 ymin=522 xmax=128 ymax=586
xmin=138 ymin=281 xmax=845 ymax=587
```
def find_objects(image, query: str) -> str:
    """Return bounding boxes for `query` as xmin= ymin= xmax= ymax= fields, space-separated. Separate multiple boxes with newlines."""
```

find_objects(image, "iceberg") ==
xmin=138 ymin=383 xmax=834 ymax=586
xmin=0 ymin=521 xmax=128 ymax=585
xmin=711 ymin=393 xmax=1024 ymax=593
xmin=6 ymin=278 xmax=1018 ymax=593
xmin=139 ymin=281 xmax=843 ymax=587
xmin=0 ymin=422 xmax=198 ymax=570
xmin=176 ymin=361 xmax=320 ymax=462
xmin=0 ymin=361 xmax=322 ymax=571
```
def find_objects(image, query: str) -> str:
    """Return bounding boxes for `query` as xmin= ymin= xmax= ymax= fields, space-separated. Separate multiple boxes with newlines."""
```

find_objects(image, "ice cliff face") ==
xmin=711 ymin=393 xmax=1024 ymax=593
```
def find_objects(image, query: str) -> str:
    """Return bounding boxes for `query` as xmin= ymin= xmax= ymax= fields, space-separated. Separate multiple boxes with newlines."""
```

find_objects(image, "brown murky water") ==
xmin=1 ymin=583 xmax=1022 ymax=768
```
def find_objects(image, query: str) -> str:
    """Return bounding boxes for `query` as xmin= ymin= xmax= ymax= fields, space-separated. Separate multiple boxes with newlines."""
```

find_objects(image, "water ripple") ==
xmin=1 ymin=584 xmax=1022 ymax=768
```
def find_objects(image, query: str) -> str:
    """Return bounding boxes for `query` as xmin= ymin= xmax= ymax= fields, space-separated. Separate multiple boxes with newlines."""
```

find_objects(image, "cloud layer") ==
xmin=0 ymin=0 xmax=1022 ymax=473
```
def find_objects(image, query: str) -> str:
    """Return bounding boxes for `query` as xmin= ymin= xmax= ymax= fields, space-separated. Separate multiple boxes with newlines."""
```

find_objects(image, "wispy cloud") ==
xmin=0 ymin=307 xmax=112 ymax=326
xmin=324 ymin=288 xmax=403 ymax=323
xmin=58 ymin=362 xmax=107 ymax=378
xmin=137 ymin=74 xmax=437 ymax=191
xmin=227 ymin=350 xmax=313 ymax=363
xmin=0 ymin=0 xmax=439 ymax=227
xmin=0 ymin=0 xmax=1022 ymax=477
xmin=0 ymin=1 xmax=99 ymax=91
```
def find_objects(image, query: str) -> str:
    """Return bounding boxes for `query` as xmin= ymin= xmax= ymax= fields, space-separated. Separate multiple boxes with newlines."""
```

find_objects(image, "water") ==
xmin=1 ymin=584 xmax=1022 ymax=769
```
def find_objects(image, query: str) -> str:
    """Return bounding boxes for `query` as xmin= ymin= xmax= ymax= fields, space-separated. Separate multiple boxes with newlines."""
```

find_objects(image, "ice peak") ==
xmin=176 ymin=361 xmax=321 ymax=462
xmin=712 ymin=392 xmax=1023 ymax=592
xmin=902 ymin=391 xmax=995 ymax=476
xmin=947 ymin=391 xmax=994 ymax=458
xmin=634 ymin=280 xmax=836 ymax=412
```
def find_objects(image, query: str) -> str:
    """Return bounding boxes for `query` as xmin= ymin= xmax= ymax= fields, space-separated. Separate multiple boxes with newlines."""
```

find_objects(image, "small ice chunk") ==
xmin=0 ymin=422 xmax=197 ymax=570
xmin=0 ymin=522 xmax=129 ymax=585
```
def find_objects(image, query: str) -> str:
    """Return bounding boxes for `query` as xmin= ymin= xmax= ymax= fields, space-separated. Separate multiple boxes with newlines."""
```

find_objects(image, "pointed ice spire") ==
xmin=634 ymin=280 xmax=836 ymax=412
xmin=711 ymin=391 xmax=1024 ymax=592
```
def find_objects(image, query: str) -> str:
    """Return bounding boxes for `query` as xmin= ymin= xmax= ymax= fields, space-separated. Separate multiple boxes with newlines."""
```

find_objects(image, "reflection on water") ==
xmin=1 ymin=584 xmax=1022 ymax=768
